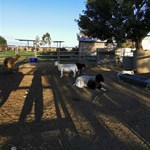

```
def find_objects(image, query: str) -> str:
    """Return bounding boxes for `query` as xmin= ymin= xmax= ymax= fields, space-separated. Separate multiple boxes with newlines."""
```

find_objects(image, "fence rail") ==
xmin=0 ymin=50 xmax=97 ymax=64
xmin=37 ymin=51 xmax=82 ymax=61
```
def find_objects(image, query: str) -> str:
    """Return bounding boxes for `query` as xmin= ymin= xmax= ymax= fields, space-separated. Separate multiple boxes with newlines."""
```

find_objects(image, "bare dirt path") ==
xmin=0 ymin=62 xmax=150 ymax=150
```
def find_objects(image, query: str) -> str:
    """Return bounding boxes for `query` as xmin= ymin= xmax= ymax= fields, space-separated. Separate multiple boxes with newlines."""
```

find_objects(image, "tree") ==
xmin=0 ymin=36 xmax=7 ymax=45
xmin=34 ymin=32 xmax=51 ymax=48
xmin=34 ymin=35 xmax=40 ymax=48
xmin=77 ymin=0 xmax=150 ymax=51
xmin=42 ymin=32 xmax=51 ymax=47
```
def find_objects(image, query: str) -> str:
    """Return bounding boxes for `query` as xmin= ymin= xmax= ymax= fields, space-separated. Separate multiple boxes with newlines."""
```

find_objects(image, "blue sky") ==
xmin=0 ymin=0 xmax=86 ymax=47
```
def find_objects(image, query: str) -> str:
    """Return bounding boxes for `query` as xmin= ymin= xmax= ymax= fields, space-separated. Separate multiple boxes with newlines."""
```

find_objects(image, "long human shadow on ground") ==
xmin=0 ymin=68 xmax=81 ymax=149
xmin=19 ymin=70 xmax=43 ymax=122
xmin=0 ymin=63 xmax=79 ymax=150
xmin=0 ymin=66 xmax=46 ymax=149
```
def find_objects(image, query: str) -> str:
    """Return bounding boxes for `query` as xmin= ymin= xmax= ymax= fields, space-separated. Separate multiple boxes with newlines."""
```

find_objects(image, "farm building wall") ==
xmin=133 ymin=50 xmax=150 ymax=73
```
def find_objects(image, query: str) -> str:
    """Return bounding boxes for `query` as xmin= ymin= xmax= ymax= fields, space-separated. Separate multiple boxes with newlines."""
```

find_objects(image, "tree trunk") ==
xmin=133 ymin=39 xmax=150 ymax=73
xmin=135 ymin=38 xmax=143 ymax=51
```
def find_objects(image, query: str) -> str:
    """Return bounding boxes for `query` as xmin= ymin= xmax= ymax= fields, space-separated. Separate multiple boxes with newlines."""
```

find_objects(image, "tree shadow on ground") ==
xmin=0 ymin=71 xmax=24 ymax=107
xmin=45 ymin=73 xmax=144 ymax=150
xmin=59 ymin=77 xmax=147 ymax=150
xmin=86 ymin=67 xmax=150 ymax=147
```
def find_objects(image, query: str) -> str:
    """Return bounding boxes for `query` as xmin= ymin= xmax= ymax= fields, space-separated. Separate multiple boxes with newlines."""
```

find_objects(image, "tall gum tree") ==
xmin=42 ymin=32 xmax=51 ymax=47
xmin=77 ymin=0 xmax=150 ymax=72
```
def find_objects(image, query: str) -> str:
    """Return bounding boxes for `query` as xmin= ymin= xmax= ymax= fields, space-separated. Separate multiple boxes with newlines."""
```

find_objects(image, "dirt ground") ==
xmin=0 ymin=61 xmax=150 ymax=150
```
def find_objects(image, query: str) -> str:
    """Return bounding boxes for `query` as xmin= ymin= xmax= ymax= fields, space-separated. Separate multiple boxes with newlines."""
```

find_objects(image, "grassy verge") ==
xmin=0 ymin=50 xmax=35 ymax=64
